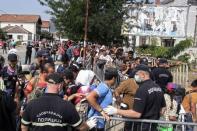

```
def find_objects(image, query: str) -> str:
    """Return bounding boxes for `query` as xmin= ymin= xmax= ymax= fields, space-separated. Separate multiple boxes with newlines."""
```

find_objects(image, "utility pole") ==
xmin=83 ymin=0 xmax=89 ymax=67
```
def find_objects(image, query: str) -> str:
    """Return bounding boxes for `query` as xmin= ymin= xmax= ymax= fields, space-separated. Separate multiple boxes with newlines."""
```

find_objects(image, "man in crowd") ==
xmin=87 ymin=67 xmax=118 ymax=131
xmin=104 ymin=64 xmax=166 ymax=131
xmin=182 ymin=79 xmax=197 ymax=123
xmin=2 ymin=41 xmax=7 ymax=54
xmin=114 ymin=76 xmax=138 ymax=131
xmin=152 ymin=58 xmax=173 ymax=92
xmin=25 ymin=42 xmax=33 ymax=64
xmin=21 ymin=73 xmax=97 ymax=131
xmin=30 ymin=50 xmax=44 ymax=77
xmin=1 ymin=53 xmax=19 ymax=99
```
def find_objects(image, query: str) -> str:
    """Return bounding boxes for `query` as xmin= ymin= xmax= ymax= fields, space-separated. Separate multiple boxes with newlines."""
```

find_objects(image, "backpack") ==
xmin=27 ymin=76 xmax=45 ymax=102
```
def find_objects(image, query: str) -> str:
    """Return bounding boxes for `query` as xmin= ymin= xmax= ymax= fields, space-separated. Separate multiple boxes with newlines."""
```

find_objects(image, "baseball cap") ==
xmin=8 ymin=53 xmax=17 ymax=61
xmin=46 ymin=73 xmax=64 ymax=84
xmin=135 ymin=64 xmax=151 ymax=74
xmin=159 ymin=58 xmax=168 ymax=64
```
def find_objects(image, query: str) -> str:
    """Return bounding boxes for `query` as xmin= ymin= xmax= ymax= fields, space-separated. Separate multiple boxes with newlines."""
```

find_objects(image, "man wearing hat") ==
xmin=104 ymin=64 xmax=166 ymax=131
xmin=29 ymin=50 xmax=44 ymax=77
xmin=30 ymin=49 xmax=54 ymax=77
xmin=21 ymin=73 xmax=97 ymax=131
xmin=1 ymin=53 xmax=19 ymax=98
xmin=152 ymin=58 xmax=173 ymax=92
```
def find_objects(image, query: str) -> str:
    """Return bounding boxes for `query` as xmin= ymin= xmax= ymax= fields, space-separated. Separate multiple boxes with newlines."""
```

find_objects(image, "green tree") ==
xmin=0 ymin=28 xmax=8 ymax=41
xmin=166 ymin=39 xmax=192 ymax=59
xmin=137 ymin=39 xmax=193 ymax=59
xmin=38 ymin=0 xmax=124 ymax=45
xmin=40 ymin=31 xmax=53 ymax=41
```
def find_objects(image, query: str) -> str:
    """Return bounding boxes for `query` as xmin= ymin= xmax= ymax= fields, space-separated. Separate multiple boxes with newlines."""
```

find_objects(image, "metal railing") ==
xmin=93 ymin=116 xmax=197 ymax=131
xmin=169 ymin=63 xmax=189 ymax=88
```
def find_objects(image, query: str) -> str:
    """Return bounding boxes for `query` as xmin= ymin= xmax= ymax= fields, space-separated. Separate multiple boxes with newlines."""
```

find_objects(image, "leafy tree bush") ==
xmin=137 ymin=39 xmax=193 ymax=59
xmin=177 ymin=53 xmax=190 ymax=63
xmin=137 ymin=45 xmax=169 ymax=58
xmin=40 ymin=31 xmax=53 ymax=41
xmin=38 ymin=0 xmax=124 ymax=45
xmin=0 ymin=28 xmax=8 ymax=41
xmin=166 ymin=39 xmax=192 ymax=59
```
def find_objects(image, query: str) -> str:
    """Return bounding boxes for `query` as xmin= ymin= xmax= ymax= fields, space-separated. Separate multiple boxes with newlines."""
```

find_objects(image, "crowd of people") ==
xmin=0 ymin=40 xmax=196 ymax=131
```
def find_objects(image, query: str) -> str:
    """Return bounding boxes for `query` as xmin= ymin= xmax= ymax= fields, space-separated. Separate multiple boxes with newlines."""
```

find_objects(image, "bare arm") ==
xmin=86 ymin=91 xmax=103 ymax=112
xmin=86 ymin=91 xmax=110 ymax=120
xmin=117 ymin=109 xmax=141 ymax=118
xmin=21 ymin=125 xmax=28 ymax=131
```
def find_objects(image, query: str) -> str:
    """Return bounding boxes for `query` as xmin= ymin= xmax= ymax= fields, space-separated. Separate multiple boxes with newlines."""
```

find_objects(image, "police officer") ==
xmin=21 ymin=73 xmax=97 ymax=131
xmin=104 ymin=64 xmax=166 ymax=131
xmin=25 ymin=42 xmax=33 ymax=64
xmin=152 ymin=58 xmax=173 ymax=92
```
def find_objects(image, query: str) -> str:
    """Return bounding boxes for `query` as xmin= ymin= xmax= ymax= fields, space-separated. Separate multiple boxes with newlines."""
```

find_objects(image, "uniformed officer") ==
xmin=104 ymin=64 xmax=166 ymax=131
xmin=151 ymin=58 xmax=173 ymax=92
xmin=21 ymin=73 xmax=97 ymax=131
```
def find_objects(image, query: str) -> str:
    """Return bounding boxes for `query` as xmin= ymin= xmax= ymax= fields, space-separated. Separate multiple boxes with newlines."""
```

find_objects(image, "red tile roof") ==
xmin=2 ymin=25 xmax=32 ymax=34
xmin=0 ymin=14 xmax=41 ymax=23
xmin=41 ymin=21 xmax=50 ymax=28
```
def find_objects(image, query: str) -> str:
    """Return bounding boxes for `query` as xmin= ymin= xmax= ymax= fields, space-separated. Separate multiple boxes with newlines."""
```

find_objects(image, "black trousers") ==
xmin=25 ymin=53 xmax=32 ymax=64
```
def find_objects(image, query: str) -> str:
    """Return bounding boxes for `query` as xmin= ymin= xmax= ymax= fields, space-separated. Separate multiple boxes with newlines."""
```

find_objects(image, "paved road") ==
xmin=0 ymin=45 xmax=36 ymax=64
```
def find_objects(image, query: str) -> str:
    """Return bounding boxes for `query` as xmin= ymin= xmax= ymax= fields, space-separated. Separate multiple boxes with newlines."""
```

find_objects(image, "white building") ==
xmin=124 ymin=0 xmax=197 ymax=47
xmin=0 ymin=14 xmax=42 ymax=41
xmin=161 ymin=0 xmax=197 ymax=47
xmin=2 ymin=25 xmax=32 ymax=42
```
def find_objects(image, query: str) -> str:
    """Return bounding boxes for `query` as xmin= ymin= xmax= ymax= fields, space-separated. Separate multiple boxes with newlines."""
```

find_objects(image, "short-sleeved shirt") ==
xmin=88 ymin=82 xmax=112 ymax=128
xmin=21 ymin=93 xmax=82 ymax=131
xmin=133 ymin=79 xmax=166 ymax=119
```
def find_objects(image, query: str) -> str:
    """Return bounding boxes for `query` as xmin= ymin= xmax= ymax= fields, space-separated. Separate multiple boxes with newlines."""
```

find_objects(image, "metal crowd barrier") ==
xmin=169 ymin=63 xmax=189 ymax=88
xmin=94 ymin=116 xmax=197 ymax=131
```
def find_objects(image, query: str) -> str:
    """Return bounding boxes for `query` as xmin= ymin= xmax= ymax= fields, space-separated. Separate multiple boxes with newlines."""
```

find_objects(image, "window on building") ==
xmin=8 ymin=35 xmax=12 ymax=39
xmin=140 ymin=36 xmax=147 ymax=46
xmin=188 ymin=0 xmax=197 ymax=5
xmin=162 ymin=38 xmax=175 ymax=47
xmin=17 ymin=35 xmax=23 ymax=41
xmin=28 ymin=34 xmax=32 ymax=40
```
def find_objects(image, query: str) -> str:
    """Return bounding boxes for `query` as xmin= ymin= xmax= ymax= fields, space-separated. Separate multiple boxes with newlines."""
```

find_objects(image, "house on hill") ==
xmin=0 ymin=14 xmax=42 ymax=41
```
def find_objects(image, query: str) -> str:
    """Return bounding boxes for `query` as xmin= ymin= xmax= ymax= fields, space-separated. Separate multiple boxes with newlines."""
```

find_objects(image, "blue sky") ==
xmin=0 ymin=0 xmax=51 ymax=20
